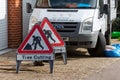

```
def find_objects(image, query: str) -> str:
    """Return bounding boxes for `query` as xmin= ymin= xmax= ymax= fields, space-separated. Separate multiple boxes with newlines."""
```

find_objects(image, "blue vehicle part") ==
xmin=105 ymin=44 xmax=120 ymax=57
xmin=77 ymin=3 xmax=91 ymax=7
xmin=112 ymin=44 xmax=120 ymax=49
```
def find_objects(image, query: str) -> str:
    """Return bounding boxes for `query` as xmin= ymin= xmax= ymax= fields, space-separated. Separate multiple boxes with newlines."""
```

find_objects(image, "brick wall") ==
xmin=8 ymin=0 xmax=22 ymax=48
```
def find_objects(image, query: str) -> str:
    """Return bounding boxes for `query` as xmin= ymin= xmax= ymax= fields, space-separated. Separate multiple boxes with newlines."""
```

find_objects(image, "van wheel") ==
xmin=87 ymin=32 xmax=106 ymax=57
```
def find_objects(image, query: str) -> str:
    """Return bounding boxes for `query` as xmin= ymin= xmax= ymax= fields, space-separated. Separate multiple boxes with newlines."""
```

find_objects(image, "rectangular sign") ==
xmin=17 ymin=54 xmax=54 ymax=60
xmin=54 ymin=47 xmax=66 ymax=53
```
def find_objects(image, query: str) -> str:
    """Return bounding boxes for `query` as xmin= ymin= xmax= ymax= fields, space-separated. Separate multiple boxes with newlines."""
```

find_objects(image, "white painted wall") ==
xmin=0 ymin=0 xmax=8 ymax=50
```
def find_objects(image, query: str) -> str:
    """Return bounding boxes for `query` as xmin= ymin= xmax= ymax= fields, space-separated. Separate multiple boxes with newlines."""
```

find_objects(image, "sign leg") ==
xmin=16 ymin=60 xmax=21 ymax=73
xmin=62 ymin=52 xmax=67 ymax=65
xmin=49 ymin=60 xmax=54 ymax=73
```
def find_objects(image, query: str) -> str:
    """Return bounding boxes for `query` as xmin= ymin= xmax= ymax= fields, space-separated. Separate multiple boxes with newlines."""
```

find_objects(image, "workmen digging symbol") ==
xmin=43 ymin=29 xmax=56 ymax=43
xmin=24 ymin=35 xmax=44 ymax=50
xmin=32 ymin=35 xmax=44 ymax=50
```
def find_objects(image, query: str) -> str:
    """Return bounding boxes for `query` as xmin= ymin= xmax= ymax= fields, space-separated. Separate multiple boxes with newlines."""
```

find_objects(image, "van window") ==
xmin=36 ymin=0 xmax=97 ymax=9
xmin=36 ymin=0 xmax=48 ymax=8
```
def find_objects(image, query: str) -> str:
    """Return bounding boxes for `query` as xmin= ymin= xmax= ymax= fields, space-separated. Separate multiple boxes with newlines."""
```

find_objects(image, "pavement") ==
xmin=0 ymin=48 xmax=13 ymax=55
xmin=84 ymin=59 xmax=120 ymax=80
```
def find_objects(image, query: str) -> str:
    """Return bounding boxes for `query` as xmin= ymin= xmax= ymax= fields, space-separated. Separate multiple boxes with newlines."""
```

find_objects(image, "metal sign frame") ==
xmin=16 ymin=24 xmax=54 ymax=73
xmin=40 ymin=17 xmax=67 ymax=64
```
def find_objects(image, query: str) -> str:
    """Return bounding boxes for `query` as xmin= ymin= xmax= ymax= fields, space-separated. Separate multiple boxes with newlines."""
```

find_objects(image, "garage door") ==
xmin=22 ymin=0 xmax=36 ymax=39
xmin=0 ymin=0 xmax=8 ymax=50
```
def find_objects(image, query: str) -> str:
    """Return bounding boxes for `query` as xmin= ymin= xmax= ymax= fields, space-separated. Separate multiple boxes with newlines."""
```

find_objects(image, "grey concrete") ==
xmin=0 ymin=48 xmax=13 ymax=55
xmin=84 ymin=59 xmax=120 ymax=80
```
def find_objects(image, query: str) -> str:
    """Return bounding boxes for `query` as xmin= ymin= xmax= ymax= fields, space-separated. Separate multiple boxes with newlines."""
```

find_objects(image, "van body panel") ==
xmin=28 ymin=0 xmax=117 ymax=48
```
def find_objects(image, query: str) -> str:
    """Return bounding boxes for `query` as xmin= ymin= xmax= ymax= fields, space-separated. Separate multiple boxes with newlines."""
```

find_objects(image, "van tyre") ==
xmin=87 ymin=32 xmax=106 ymax=57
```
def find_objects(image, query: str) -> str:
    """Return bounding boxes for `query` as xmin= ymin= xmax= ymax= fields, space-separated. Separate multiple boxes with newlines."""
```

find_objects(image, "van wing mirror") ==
xmin=103 ymin=4 xmax=110 ymax=14
xmin=26 ymin=3 xmax=33 ymax=13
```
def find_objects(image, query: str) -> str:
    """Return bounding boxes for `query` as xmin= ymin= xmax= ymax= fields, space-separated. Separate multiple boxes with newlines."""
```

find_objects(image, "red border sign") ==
xmin=40 ymin=17 xmax=64 ymax=47
xmin=17 ymin=24 xmax=53 ymax=54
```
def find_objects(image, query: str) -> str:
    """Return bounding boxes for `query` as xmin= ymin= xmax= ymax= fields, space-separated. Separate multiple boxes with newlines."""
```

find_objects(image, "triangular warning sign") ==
xmin=40 ymin=17 xmax=64 ymax=47
xmin=17 ymin=24 xmax=53 ymax=54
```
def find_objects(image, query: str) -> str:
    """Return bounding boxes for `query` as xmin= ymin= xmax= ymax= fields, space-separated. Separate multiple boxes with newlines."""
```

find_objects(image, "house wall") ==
xmin=0 ymin=0 xmax=8 ymax=50
xmin=8 ymin=0 xmax=22 ymax=48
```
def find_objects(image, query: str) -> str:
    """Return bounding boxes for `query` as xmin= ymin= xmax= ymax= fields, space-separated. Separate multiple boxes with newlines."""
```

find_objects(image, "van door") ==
xmin=110 ymin=0 xmax=117 ymax=21
xmin=99 ymin=0 xmax=107 ymax=35
xmin=22 ymin=0 xmax=36 ymax=39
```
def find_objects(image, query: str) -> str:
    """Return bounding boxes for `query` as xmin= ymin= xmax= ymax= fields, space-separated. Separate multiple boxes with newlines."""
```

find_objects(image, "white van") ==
xmin=28 ymin=0 xmax=118 ymax=56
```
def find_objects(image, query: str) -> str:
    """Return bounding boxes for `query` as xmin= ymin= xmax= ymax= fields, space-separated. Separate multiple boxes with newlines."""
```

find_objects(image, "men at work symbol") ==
xmin=43 ymin=29 xmax=56 ymax=43
xmin=32 ymin=35 xmax=44 ymax=50
xmin=24 ymin=35 xmax=44 ymax=50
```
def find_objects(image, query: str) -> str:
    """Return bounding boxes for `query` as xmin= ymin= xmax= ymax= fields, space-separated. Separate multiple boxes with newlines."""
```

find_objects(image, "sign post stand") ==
xmin=62 ymin=51 xmax=67 ymax=65
xmin=40 ymin=17 xmax=67 ymax=64
xmin=16 ymin=60 xmax=21 ymax=73
xmin=49 ymin=60 xmax=54 ymax=73
xmin=16 ymin=24 xmax=54 ymax=73
xmin=16 ymin=55 xmax=54 ymax=73
xmin=54 ymin=46 xmax=67 ymax=64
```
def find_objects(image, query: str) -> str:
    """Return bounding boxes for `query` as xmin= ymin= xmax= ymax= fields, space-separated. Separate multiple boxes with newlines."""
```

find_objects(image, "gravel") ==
xmin=0 ymin=39 xmax=120 ymax=80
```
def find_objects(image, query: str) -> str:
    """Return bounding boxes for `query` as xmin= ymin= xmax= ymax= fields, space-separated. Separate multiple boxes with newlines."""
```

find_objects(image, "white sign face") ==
xmin=43 ymin=23 xmax=60 ymax=44
xmin=23 ymin=29 xmax=49 ymax=50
